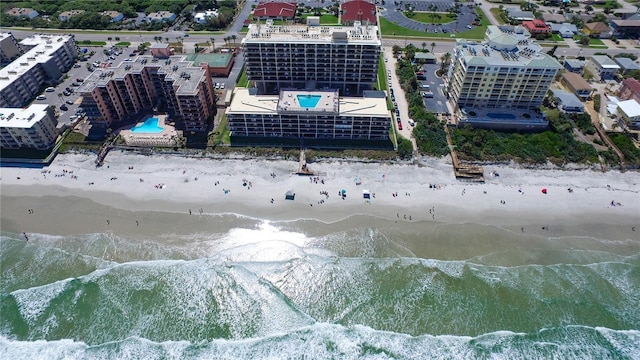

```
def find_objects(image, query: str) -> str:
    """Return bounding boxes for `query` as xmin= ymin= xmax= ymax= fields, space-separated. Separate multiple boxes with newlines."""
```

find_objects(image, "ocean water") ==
xmin=1 ymin=216 xmax=639 ymax=359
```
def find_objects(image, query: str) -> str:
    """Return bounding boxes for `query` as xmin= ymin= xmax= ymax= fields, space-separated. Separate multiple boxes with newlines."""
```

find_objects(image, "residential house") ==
xmin=614 ymin=57 xmax=640 ymax=75
xmin=253 ymin=1 xmax=297 ymax=21
xmin=560 ymin=72 xmax=593 ymax=100
xmin=101 ymin=11 xmax=124 ymax=23
xmin=194 ymin=10 xmax=219 ymax=24
xmin=586 ymin=55 xmax=620 ymax=81
xmin=551 ymin=89 xmax=584 ymax=113
xmin=542 ymin=13 xmax=566 ymax=24
xmin=564 ymin=59 xmax=585 ymax=74
xmin=549 ymin=23 xmax=578 ymax=38
xmin=522 ymin=19 xmax=551 ymax=37
xmin=505 ymin=8 xmax=534 ymax=22
xmin=146 ymin=11 xmax=176 ymax=23
xmin=5 ymin=7 xmax=39 ymax=19
xmin=583 ymin=22 xmax=612 ymax=38
xmin=618 ymin=78 xmax=640 ymax=103
xmin=0 ymin=104 xmax=59 ymax=150
xmin=341 ymin=0 xmax=377 ymax=26
xmin=58 ymin=10 xmax=85 ymax=22
xmin=610 ymin=19 xmax=640 ymax=39
xmin=617 ymin=99 xmax=640 ymax=129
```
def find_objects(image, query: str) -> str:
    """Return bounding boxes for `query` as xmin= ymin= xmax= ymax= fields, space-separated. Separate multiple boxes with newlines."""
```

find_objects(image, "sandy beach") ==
xmin=1 ymin=151 xmax=638 ymax=237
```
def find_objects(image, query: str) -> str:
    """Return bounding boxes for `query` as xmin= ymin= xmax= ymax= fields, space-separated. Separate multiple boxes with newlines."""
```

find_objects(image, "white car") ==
xmin=220 ymin=83 xmax=225 ymax=89
xmin=45 ymin=87 xmax=55 ymax=92
xmin=36 ymin=95 xmax=46 ymax=100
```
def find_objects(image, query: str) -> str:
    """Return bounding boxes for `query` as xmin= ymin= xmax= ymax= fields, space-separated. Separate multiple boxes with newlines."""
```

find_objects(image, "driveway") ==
xmin=420 ymin=62 xmax=449 ymax=115
xmin=380 ymin=0 xmax=479 ymax=34
xmin=384 ymin=47 xmax=417 ymax=151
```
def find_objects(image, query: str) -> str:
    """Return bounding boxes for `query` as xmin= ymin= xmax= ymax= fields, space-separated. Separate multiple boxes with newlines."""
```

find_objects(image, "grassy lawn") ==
xmin=79 ymin=40 xmax=107 ymax=46
xmin=381 ymin=6 xmax=488 ymax=40
xmin=551 ymin=33 xmax=564 ymax=42
xmin=404 ymin=12 xmax=457 ymax=24
xmin=489 ymin=8 xmax=506 ymax=25
xmin=589 ymin=38 xmax=605 ymax=45
xmin=377 ymin=57 xmax=388 ymax=92
xmin=114 ymin=42 xmax=131 ymax=46
xmin=237 ymin=66 xmax=249 ymax=87
xmin=300 ymin=13 xmax=339 ymax=24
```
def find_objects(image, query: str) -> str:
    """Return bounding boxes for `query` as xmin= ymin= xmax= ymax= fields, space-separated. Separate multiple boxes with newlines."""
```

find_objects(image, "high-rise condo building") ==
xmin=447 ymin=26 xmax=561 ymax=112
xmin=0 ymin=104 xmax=59 ymax=149
xmin=242 ymin=21 xmax=380 ymax=95
xmin=0 ymin=33 xmax=78 ymax=108
xmin=0 ymin=32 xmax=21 ymax=65
xmin=77 ymin=55 xmax=216 ymax=134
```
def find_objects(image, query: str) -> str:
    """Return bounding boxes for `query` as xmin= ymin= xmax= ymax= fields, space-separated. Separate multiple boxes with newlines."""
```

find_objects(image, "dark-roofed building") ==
xmin=253 ymin=1 xmax=297 ymax=21
xmin=618 ymin=78 xmax=640 ymax=103
xmin=610 ymin=19 xmax=640 ymax=39
xmin=560 ymin=72 xmax=593 ymax=100
xmin=549 ymin=23 xmax=578 ymax=38
xmin=341 ymin=0 xmax=377 ymax=25
xmin=542 ymin=13 xmax=566 ymax=24
xmin=564 ymin=59 xmax=585 ymax=75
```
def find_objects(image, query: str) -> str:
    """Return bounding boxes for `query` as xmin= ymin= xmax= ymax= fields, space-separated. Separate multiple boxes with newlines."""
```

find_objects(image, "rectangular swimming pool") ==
xmin=131 ymin=117 xmax=164 ymax=134
xmin=487 ymin=113 xmax=516 ymax=120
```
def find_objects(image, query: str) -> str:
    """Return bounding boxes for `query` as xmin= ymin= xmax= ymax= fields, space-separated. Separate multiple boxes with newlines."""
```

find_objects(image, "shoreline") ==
xmin=1 ymin=152 xmax=638 ymax=237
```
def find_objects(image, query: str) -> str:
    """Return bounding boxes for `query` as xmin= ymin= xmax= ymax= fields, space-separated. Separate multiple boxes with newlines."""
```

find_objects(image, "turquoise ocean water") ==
xmin=1 ymin=215 xmax=639 ymax=359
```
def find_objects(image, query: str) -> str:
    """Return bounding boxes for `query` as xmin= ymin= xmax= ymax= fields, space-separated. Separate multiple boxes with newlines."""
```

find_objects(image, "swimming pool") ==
xmin=297 ymin=94 xmax=322 ymax=108
xmin=487 ymin=113 xmax=516 ymax=120
xmin=131 ymin=117 xmax=164 ymax=133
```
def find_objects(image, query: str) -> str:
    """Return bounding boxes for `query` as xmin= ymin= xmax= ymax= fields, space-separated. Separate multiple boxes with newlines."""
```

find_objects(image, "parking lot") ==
xmin=420 ymin=62 xmax=450 ymax=115
xmin=31 ymin=45 xmax=133 ymax=126
xmin=380 ymin=0 xmax=479 ymax=35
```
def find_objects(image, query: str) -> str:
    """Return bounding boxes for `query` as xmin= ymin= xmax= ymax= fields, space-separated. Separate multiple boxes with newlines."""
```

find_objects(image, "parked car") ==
xmin=73 ymin=64 xmax=81 ymax=68
xmin=66 ymin=100 xmax=74 ymax=105
xmin=60 ymin=105 xmax=68 ymax=111
xmin=45 ymin=87 xmax=55 ymax=92
xmin=76 ymin=78 xmax=84 ymax=82
xmin=397 ymin=122 xmax=403 ymax=130
xmin=63 ymin=91 xmax=70 ymax=96
xmin=408 ymin=119 xmax=415 ymax=127
xmin=36 ymin=95 xmax=46 ymax=100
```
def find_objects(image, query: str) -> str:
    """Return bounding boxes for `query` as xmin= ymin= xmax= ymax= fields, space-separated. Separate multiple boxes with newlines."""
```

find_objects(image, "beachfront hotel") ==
xmin=446 ymin=26 xmax=562 ymax=129
xmin=0 ymin=33 xmax=78 ymax=108
xmin=76 ymin=55 xmax=216 ymax=135
xmin=242 ymin=20 xmax=381 ymax=95
xmin=227 ymin=20 xmax=390 ymax=147
xmin=0 ymin=104 xmax=59 ymax=150
xmin=226 ymin=89 xmax=390 ymax=145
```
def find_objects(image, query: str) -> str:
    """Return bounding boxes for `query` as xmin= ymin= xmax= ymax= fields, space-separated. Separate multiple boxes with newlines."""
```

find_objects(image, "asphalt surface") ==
xmin=380 ymin=0 xmax=479 ymax=35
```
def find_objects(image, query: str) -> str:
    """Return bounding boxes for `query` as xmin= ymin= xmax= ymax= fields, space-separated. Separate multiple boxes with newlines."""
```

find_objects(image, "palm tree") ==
xmin=165 ymin=37 xmax=169 ymax=43
xmin=421 ymin=42 xmax=426 ymax=51
xmin=440 ymin=52 xmax=452 ymax=74
xmin=107 ymin=37 xmax=112 ymax=46
xmin=210 ymin=37 xmax=215 ymax=52
xmin=431 ymin=42 xmax=436 ymax=53
xmin=231 ymin=35 xmax=237 ymax=46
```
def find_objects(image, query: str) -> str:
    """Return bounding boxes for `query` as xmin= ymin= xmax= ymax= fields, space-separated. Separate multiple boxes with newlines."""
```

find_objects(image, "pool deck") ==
xmin=120 ymin=115 xmax=179 ymax=147
xmin=277 ymin=89 xmax=339 ymax=113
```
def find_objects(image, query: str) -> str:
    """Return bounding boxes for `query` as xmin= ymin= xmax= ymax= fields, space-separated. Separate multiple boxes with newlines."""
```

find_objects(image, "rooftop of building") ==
xmin=76 ymin=55 xmax=207 ymax=95
xmin=561 ymin=72 xmax=592 ymax=90
xmin=0 ymin=104 xmax=50 ymax=128
xmin=622 ymin=78 xmax=640 ymax=93
xmin=227 ymin=88 xmax=389 ymax=117
xmin=454 ymin=26 xmax=561 ymax=69
xmin=564 ymin=59 xmax=585 ymax=67
xmin=614 ymin=57 xmax=640 ymax=71
xmin=5 ymin=7 xmax=38 ymax=16
xmin=185 ymin=53 xmax=233 ymax=68
xmin=243 ymin=21 xmax=380 ymax=45
xmin=551 ymin=89 xmax=584 ymax=109
xmin=591 ymin=55 xmax=620 ymax=69
xmin=0 ymin=34 xmax=75 ymax=91
xmin=59 ymin=10 xmax=85 ymax=17
xmin=618 ymin=99 xmax=640 ymax=117
xmin=253 ymin=1 xmax=297 ymax=18
xmin=610 ymin=19 xmax=640 ymax=26
xmin=0 ymin=32 xmax=15 ymax=41
xmin=341 ymin=0 xmax=377 ymax=24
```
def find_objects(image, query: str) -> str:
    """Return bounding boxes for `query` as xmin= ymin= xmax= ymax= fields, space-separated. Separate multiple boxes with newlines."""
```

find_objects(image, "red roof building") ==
xmin=253 ymin=1 xmax=297 ymax=20
xmin=341 ymin=0 xmax=376 ymax=25
xmin=619 ymin=78 xmax=640 ymax=103
xmin=522 ymin=19 xmax=550 ymax=36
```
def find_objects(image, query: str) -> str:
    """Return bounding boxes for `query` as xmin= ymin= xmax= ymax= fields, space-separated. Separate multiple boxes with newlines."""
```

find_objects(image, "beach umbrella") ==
xmin=541 ymin=188 xmax=547 ymax=194
xmin=341 ymin=189 xmax=346 ymax=195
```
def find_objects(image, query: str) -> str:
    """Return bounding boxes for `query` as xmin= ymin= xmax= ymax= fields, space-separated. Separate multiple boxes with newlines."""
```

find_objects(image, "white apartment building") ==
xmin=0 ymin=104 xmax=59 ymax=150
xmin=0 ymin=32 xmax=21 ymax=65
xmin=447 ymin=26 xmax=562 ymax=112
xmin=0 ymin=33 xmax=78 ymax=108
xmin=242 ymin=21 xmax=381 ymax=95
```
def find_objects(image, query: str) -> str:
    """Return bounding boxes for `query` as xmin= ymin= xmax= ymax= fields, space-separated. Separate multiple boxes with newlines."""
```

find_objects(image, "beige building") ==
xmin=447 ymin=26 xmax=562 ymax=112
xmin=76 ymin=55 xmax=216 ymax=135
xmin=0 ymin=104 xmax=59 ymax=150
xmin=226 ymin=89 xmax=391 ymax=144
xmin=242 ymin=21 xmax=381 ymax=95
xmin=560 ymin=72 xmax=593 ymax=100
xmin=0 ymin=32 xmax=21 ymax=65
xmin=58 ymin=10 xmax=85 ymax=22
xmin=0 ymin=34 xmax=78 ymax=108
